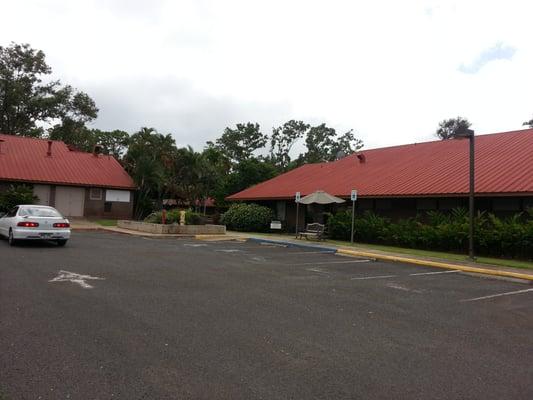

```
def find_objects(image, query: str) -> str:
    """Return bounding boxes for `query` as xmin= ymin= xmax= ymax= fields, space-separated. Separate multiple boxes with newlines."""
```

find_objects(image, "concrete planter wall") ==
xmin=117 ymin=220 xmax=226 ymax=235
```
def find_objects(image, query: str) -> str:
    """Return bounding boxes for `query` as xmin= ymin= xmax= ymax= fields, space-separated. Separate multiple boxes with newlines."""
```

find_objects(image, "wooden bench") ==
xmin=297 ymin=223 xmax=326 ymax=241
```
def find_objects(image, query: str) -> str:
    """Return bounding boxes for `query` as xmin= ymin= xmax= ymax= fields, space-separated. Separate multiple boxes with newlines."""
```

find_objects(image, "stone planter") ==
xmin=117 ymin=220 xmax=226 ymax=235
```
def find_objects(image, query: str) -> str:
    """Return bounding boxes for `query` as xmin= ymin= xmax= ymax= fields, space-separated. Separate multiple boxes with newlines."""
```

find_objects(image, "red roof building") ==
xmin=0 ymin=134 xmax=136 ymax=218
xmin=228 ymin=129 xmax=533 ymax=227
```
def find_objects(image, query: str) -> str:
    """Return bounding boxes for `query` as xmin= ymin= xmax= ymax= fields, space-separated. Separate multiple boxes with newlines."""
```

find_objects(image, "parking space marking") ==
xmin=460 ymin=288 xmax=533 ymax=302
xmin=49 ymin=270 xmax=105 ymax=289
xmin=306 ymin=267 xmax=331 ymax=275
xmin=184 ymin=243 xmax=207 ymax=247
xmin=410 ymin=270 xmax=459 ymax=276
xmin=290 ymin=260 xmax=372 ymax=266
xmin=351 ymin=275 xmax=397 ymax=280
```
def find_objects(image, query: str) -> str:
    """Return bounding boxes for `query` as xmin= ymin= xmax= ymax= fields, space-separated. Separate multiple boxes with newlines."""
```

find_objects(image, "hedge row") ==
xmin=221 ymin=203 xmax=273 ymax=232
xmin=327 ymin=208 xmax=533 ymax=259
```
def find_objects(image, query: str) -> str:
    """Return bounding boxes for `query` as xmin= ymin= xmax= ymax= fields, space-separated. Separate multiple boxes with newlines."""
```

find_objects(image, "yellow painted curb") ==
xmin=337 ymin=249 xmax=533 ymax=282
xmin=195 ymin=235 xmax=245 ymax=241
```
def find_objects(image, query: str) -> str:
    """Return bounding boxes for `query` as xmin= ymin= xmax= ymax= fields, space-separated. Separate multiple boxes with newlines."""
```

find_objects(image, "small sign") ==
xmin=295 ymin=192 xmax=301 ymax=202
xmin=270 ymin=220 xmax=282 ymax=230
xmin=351 ymin=190 xmax=357 ymax=201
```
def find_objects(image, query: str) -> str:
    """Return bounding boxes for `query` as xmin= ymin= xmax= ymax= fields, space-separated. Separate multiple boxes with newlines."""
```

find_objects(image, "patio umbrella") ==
xmin=298 ymin=190 xmax=346 ymax=204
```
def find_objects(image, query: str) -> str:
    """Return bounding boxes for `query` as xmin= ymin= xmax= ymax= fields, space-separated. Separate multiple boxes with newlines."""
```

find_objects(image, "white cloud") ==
xmin=1 ymin=0 xmax=532 ymax=150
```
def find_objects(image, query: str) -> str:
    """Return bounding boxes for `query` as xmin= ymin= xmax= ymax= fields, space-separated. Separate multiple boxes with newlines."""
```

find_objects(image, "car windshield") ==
xmin=19 ymin=207 xmax=62 ymax=218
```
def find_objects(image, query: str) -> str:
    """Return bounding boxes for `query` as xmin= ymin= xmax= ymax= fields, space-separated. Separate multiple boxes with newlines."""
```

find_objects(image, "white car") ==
xmin=0 ymin=205 xmax=71 ymax=246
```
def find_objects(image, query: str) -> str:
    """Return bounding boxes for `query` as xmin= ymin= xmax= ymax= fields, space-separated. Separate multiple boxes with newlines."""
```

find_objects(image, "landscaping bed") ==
xmin=117 ymin=220 xmax=226 ymax=235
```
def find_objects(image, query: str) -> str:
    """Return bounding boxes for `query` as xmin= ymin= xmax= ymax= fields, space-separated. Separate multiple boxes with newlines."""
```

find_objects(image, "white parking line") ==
xmin=306 ymin=267 xmax=330 ymax=275
xmin=351 ymin=275 xmax=397 ymax=280
xmin=291 ymin=260 xmax=371 ymax=265
xmin=460 ymin=288 xmax=533 ymax=302
xmin=410 ymin=270 xmax=459 ymax=276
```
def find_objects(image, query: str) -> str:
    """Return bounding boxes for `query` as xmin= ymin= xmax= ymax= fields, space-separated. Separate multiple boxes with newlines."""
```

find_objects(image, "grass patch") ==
xmin=228 ymin=231 xmax=533 ymax=271
xmin=94 ymin=219 xmax=118 ymax=227
xmin=326 ymin=240 xmax=533 ymax=270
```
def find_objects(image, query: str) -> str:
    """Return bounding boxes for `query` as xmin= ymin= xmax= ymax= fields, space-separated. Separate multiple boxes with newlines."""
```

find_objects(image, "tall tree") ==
xmin=523 ymin=116 xmax=533 ymax=128
xmin=213 ymin=158 xmax=278 ymax=206
xmin=208 ymin=122 xmax=268 ymax=164
xmin=435 ymin=117 xmax=472 ymax=140
xmin=270 ymin=120 xmax=310 ymax=171
xmin=123 ymin=128 xmax=177 ymax=218
xmin=301 ymin=123 xmax=362 ymax=163
xmin=0 ymin=42 xmax=98 ymax=136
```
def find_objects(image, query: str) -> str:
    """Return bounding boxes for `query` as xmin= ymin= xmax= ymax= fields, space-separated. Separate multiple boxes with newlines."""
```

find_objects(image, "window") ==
xmin=6 ymin=207 xmax=19 ymax=217
xmin=358 ymin=199 xmax=374 ymax=210
xmin=276 ymin=201 xmax=286 ymax=220
xmin=105 ymin=189 xmax=130 ymax=203
xmin=375 ymin=199 xmax=392 ymax=210
xmin=492 ymin=198 xmax=520 ymax=211
xmin=439 ymin=198 xmax=462 ymax=210
xmin=19 ymin=207 xmax=61 ymax=217
xmin=416 ymin=198 xmax=437 ymax=210
xmin=90 ymin=188 xmax=103 ymax=200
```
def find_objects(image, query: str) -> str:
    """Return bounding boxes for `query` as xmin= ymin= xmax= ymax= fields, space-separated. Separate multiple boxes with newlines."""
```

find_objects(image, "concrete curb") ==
xmin=337 ymin=249 xmax=533 ymax=282
xmin=247 ymin=237 xmax=337 ymax=253
xmin=195 ymin=235 xmax=244 ymax=241
xmin=242 ymin=235 xmax=533 ymax=282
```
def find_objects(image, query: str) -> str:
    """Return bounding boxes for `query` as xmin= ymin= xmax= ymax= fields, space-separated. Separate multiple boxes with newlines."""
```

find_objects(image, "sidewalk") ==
xmin=227 ymin=231 xmax=533 ymax=282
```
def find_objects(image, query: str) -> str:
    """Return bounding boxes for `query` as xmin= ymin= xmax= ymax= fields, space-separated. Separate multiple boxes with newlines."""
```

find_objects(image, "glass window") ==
xmin=492 ymin=198 xmax=520 ymax=211
xmin=376 ymin=199 xmax=392 ymax=210
xmin=19 ymin=207 xmax=62 ymax=217
xmin=7 ymin=207 xmax=19 ymax=217
xmin=90 ymin=188 xmax=103 ymax=200
xmin=276 ymin=201 xmax=286 ymax=220
xmin=417 ymin=198 xmax=437 ymax=210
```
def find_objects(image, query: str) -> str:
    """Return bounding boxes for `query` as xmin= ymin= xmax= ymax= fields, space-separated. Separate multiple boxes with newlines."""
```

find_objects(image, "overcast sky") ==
xmin=2 ymin=0 xmax=532 ymax=151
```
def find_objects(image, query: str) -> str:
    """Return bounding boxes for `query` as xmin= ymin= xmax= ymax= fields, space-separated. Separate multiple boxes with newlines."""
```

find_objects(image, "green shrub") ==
xmin=327 ymin=207 xmax=533 ymax=260
xmin=185 ymin=210 xmax=202 ymax=225
xmin=144 ymin=208 xmax=182 ymax=224
xmin=0 ymin=185 xmax=37 ymax=212
xmin=221 ymin=203 xmax=273 ymax=232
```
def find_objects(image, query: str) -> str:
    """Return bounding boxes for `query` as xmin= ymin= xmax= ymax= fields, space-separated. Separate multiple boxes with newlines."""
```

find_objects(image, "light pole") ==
xmin=455 ymin=129 xmax=475 ymax=260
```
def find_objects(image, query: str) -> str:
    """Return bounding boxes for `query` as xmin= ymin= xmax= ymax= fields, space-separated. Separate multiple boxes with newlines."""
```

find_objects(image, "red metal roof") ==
xmin=0 ymin=134 xmax=136 ymax=190
xmin=228 ymin=129 xmax=533 ymax=200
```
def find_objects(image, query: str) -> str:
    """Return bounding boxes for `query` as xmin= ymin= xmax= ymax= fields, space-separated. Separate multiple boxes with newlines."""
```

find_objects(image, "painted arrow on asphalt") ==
xmin=49 ymin=270 xmax=105 ymax=289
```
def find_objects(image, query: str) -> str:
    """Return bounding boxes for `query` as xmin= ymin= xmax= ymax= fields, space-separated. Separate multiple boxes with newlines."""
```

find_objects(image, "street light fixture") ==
xmin=454 ymin=128 xmax=475 ymax=260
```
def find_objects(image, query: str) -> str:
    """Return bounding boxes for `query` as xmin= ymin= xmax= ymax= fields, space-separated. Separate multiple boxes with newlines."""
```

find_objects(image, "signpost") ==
xmin=295 ymin=192 xmax=301 ymax=238
xmin=350 ymin=190 xmax=357 ymax=244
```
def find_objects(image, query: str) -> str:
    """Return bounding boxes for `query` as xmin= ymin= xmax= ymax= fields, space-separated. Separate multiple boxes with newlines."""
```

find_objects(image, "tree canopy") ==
xmin=435 ymin=117 xmax=472 ymax=140
xmin=207 ymin=122 xmax=268 ymax=164
xmin=523 ymin=116 xmax=533 ymax=128
xmin=0 ymin=42 xmax=98 ymax=136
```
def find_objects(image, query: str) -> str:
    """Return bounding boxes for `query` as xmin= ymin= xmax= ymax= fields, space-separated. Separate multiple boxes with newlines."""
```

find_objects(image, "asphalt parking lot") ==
xmin=1 ymin=232 xmax=532 ymax=400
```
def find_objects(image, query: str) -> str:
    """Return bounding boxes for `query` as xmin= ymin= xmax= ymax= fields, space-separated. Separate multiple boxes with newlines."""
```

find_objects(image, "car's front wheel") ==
xmin=56 ymin=239 xmax=68 ymax=247
xmin=8 ymin=229 xmax=17 ymax=246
